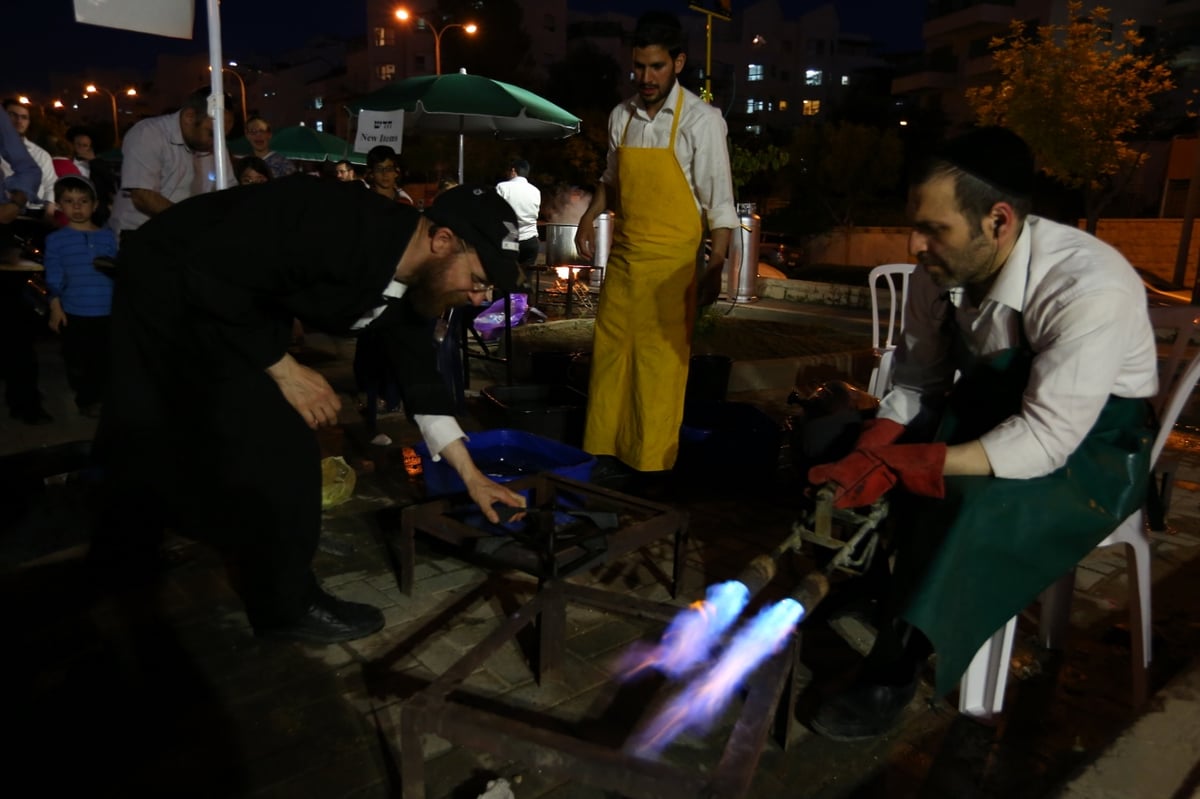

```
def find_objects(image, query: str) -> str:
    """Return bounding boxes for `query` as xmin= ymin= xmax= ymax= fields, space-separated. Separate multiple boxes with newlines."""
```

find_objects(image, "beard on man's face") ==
xmin=405 ymin=253 xmax=476 ymax=318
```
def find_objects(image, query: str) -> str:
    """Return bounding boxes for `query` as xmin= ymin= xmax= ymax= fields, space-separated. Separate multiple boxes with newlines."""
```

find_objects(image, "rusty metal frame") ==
xmin=397 ymin=580 xmax=802 ymax=799
xmin=392 ymin=474 xmax=689 ymax=597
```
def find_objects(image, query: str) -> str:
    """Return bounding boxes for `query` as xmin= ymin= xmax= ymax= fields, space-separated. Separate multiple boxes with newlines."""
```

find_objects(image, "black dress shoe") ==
xmin=255 ymin=589 xmax=385 ymax=644
xmin=809 ymin=677 xmax=919 ymax=741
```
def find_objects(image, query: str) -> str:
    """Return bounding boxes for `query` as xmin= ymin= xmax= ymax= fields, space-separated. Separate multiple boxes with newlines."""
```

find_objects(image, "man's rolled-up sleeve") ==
xmin=980 ymin=286 xmax=1138 ymax=479
xmin=691 ymin=110 xmax=738 ymax=232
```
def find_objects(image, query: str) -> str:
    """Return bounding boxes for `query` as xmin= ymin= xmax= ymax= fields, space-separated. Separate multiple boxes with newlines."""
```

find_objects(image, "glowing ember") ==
xmin=614 ymin=581 xmax=750 ymax=681
xmin=628 ymin=598 xmax=805 ymax=757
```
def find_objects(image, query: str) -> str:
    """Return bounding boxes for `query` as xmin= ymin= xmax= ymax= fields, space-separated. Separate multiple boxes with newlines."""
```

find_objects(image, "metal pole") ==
xmin=435 ymin=28 xmax=442 ymax=75
xmin=205 ymin=0 xmax=230 ymax=190
xmin=1174 ymin=134 xmax=1200 ymax=287
xmin=108 ymin=91 xmax=119 ymax=144
xmin=225 ymin=68 xmax=247 ymax=124
xmin=704 ymin=13 xmax=713 ymax=104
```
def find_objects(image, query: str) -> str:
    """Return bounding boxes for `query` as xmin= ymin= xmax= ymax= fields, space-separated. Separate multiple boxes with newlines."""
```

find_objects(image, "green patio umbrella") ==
xmin=229 ymin=125 xmax=364 ymax=165
xmin=350 ymin=70 xmax=581 ymax=183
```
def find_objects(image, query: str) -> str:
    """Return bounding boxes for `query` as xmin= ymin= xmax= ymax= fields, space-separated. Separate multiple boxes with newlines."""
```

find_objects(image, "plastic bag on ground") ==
xmin=320 ymin=456 xmax=357 ymax=509
xmin=472 ymin=293 xmax=528 ymax=340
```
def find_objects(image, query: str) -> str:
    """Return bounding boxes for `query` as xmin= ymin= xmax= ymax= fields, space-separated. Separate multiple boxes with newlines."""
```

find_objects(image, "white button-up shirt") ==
xmin=879 ymin=215 xmax=1158 ymax=479
xmin=1 ymin=138 xmax=56 ymax=209
xmin=110 ymin=111 xmax=233 ymax=233
xmin=496 ymin=175 xmax=541 ymax=241
xmin=600 ymin=81 xmax=738 ymax=232
xmin=352 ymin=279 xmax=466 ymax=460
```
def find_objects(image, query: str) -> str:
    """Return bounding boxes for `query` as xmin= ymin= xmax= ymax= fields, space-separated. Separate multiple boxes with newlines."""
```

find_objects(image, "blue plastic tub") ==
xmin=415 ymin=428 xmax=597 ymax=496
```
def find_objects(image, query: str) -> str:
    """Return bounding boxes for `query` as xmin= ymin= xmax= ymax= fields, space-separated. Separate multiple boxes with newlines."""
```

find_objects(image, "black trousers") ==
xmin=0 ymin=271 xmax=43 ymax=415
xmin=61 ymin=313 xmax=111 ymax=409
xmin=95 ymin=293 xmax=322 ymax=627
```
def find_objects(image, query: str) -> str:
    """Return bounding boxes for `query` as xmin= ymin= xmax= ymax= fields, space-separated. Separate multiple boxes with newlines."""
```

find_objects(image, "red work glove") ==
xmin=808 ymin=442 xmax=946 ymax=509
xmin=856 ymin=417 xmax=906 ymax=450
xmin=873 ymin=442 xmax=947 ymax=499
xmin=808 ymin=449 xmax=898 ymax=508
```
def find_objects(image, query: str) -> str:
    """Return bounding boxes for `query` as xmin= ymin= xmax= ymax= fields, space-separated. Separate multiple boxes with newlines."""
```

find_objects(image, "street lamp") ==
xmin=394 ymin=7 xmax=478 ymax=75
xmin=209 ymin=65 xmax=247 ymax=123
xmin=85 ymin=84 xmax=137 ymax=144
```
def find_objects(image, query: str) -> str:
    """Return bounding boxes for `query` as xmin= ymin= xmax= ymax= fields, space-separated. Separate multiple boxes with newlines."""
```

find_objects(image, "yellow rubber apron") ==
xmin=584 ymin=90 xmax=703 ymax=471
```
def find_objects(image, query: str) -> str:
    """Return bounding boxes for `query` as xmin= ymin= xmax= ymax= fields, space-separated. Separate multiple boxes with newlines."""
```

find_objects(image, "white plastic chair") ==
xmin=959 ymin=305 xmax=1200 ymax=718
xmin=867 ymin=263 xmax=916 ymax=398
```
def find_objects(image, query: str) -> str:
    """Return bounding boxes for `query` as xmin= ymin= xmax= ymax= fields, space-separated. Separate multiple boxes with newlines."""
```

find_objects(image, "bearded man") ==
xmin=94 ymin=179 xmax=526 ymax=644
xmin=805 ymin=127 xmax=1159 ymax=740
xmin=574 ymin=10 xmax=737 ymax=478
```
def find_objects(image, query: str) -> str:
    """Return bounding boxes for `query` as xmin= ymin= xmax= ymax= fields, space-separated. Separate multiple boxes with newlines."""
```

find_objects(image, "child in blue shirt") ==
xmin=45 ymin=175 xmax=117 ymax=417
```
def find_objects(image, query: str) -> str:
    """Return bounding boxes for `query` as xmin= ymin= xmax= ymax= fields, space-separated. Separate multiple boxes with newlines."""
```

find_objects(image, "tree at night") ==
xmin=966 ymin=1 xmax=1175 ymax=233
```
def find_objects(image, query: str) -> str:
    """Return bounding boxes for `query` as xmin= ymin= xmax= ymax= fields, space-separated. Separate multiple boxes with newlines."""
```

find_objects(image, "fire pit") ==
xmin=393 ymin=580 xmax=802 ymax=799
xmin=389 ymin=473 xmax=689 ymax=596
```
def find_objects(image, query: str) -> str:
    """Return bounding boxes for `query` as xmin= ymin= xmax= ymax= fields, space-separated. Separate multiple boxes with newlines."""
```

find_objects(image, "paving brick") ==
xmin=329 ymin=579 xmax=397 ymax=609
xmin=415 ymin=565 xmax=488 ymax=595
xmin=566 ymin=618 xmax=651 ymax=658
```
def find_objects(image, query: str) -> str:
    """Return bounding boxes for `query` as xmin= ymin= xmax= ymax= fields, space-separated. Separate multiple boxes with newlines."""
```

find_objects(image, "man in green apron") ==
xmin=575 ymin=11 xmax=738 ymax=476
xmin=806 ymin=127 xmax=1158 ymax=740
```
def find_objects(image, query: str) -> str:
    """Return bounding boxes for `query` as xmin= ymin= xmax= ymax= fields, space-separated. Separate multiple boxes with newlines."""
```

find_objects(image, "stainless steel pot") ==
xmin=544 ymin=223 xmax=588 ymax=265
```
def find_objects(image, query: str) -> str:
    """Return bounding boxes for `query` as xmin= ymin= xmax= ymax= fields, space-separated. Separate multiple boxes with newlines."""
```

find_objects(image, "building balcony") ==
xmin=924 ymin=2 xmax=1017 ymax=41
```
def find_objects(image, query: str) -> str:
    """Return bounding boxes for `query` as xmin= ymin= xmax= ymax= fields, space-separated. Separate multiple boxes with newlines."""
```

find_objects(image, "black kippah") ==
xmin=935 ymin=126 xmax=1034 ymax=197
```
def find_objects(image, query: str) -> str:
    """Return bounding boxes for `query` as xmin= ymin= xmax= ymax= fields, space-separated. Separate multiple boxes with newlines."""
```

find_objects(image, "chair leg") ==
xmin=1038 ymin=570 xmax=1076 ymax=651
xmin=959 ymin=616 xmax=1017 ymax=718
xmin=1125 ymin=534 xmax=1153 ymax=697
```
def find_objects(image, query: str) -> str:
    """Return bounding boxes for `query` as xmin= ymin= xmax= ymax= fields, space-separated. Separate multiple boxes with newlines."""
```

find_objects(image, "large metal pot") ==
xmin=544 ymin=223 xmax=587 ymax=265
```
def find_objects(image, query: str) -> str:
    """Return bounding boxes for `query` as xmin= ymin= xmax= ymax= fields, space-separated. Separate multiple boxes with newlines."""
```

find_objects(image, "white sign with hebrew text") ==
xmin=354 ymin=110 xmax=405 ymax=154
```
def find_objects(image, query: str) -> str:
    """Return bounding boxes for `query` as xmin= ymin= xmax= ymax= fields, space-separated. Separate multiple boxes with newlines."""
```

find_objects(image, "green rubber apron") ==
xmin=891 ymin=309 xmax=1155 ymax=696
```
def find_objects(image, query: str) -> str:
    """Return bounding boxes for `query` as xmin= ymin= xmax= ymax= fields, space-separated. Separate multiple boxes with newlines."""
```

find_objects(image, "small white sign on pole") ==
xmin=74 ymin=0 xmax=195 ymax=39
xmin=354 ymin=110 xmax=405 ymax=154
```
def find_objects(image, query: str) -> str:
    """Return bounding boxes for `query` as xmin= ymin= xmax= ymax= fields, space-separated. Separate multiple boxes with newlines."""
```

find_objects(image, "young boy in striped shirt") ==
xmin=45 ymin=175 xmax=117 ymax=418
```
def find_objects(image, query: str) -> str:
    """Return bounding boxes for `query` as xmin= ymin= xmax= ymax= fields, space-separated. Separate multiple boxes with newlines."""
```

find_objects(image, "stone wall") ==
xmin=803 ymin=220 xmax=1200 ymax=288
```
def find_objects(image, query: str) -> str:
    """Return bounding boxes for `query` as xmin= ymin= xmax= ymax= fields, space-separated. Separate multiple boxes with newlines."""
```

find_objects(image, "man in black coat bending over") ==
xmin=95 ymin=178 xmax=526 ymax=643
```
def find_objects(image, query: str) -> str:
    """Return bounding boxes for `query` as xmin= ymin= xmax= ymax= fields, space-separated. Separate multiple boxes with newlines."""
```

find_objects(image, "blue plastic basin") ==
xmin=415 ymin=428 xmax=597 ymax=496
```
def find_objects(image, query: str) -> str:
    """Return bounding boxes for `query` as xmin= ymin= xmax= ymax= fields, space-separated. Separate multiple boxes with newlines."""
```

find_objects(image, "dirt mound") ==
xmin=510 ymin=315 xmax=867 ymax=362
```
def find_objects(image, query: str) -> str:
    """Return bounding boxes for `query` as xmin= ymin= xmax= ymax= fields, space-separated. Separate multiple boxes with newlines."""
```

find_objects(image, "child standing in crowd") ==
xmin=44 ymin=176 xmax=117 ymax=418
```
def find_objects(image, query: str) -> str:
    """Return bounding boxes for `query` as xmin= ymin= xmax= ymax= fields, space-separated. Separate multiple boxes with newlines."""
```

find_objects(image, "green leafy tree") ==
xmin=729 ymin=141 xmax=789 ymax=208
xmin=965 ymin=1 xmax=1175 ymax=233
xmin=785 ymin=121 xmax=904 ymax=229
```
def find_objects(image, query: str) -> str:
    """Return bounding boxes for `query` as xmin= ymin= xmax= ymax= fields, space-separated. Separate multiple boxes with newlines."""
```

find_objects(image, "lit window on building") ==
xmin=374 ymin=27 xmax=394 ymax=47
xmin=744 ymin=98 xmax=765 ymax=113
xmin=379 ymin=64 xmax=396 ymax=81
xmin=841 ymin=75 xmax=849 ymax=86
xmin=745 ymin=124 xmax=762 ymax=134
xmin=803 ymin=100 xmax=820 ymax=116
xmin=315 ymin=121 xmax=324 ymax=132
xmin=806 ymin=69 xmax=822 ymax=86
xmin=748 ymin=64 xmax=764 ymax=82
xmin=314 ymin=97 xmax=324 ymax=110
xmin=779 ymin=100 xmax=789 ymax=111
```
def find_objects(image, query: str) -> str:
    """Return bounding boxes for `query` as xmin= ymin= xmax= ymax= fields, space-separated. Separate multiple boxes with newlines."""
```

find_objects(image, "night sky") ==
xmin=7 ymin=0 xmax=923 ymax=94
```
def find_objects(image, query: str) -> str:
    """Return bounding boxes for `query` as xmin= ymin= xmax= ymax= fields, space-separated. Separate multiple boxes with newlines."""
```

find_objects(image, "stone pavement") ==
xmin=3 ymin=319 xmax=1199 ymax=798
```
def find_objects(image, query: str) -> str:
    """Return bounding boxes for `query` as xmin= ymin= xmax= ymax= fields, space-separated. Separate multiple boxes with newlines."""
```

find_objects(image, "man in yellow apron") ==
xmin=805 ymin=127 xmax=1159 ymax=740
xmin=575 ymin=11 xmax=737 ymax=475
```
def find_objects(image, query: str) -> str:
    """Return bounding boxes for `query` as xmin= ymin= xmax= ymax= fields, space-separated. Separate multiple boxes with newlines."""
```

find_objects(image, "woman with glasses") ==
xmin=243 ymin=116 xmax=296 ymax=179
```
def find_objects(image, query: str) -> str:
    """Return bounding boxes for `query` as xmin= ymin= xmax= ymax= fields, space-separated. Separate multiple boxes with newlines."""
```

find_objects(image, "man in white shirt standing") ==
xmin=804 ymin=127 xmax=1159 ymax=741
xmin=109 ymin=88 xmax=234 ymax=236
xmin=573 ymin=11 xmax=737 ymax=479
xmin=2 ymin=99 xmax=57 ymax=217
xmin=495 ymin=158 xmax=541 ymax=272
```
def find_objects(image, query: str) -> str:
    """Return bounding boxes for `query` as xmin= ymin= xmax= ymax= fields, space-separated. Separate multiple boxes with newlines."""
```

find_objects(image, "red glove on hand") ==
xmin=808 ymin=449 xmax=898 ymax=508
xmin=808 ymin=441 xmax=947 ymax=509
xmin=855 ymin=417 xmax=906 ymax=450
